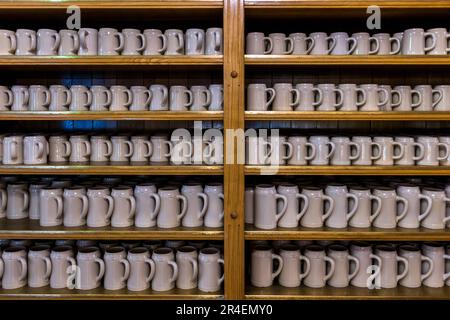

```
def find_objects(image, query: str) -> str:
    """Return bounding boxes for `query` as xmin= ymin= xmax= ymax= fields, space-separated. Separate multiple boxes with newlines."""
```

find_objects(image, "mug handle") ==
xmin=176 ymin=194 xmax=188 ymax=222
xmin=80 ymin=194 xmax=89 ymax=220
xmin=83 ymin=141 xmax=91 ymax=157
xmin=125 ymin=141 xmax=134 ymax=158
xmin=64 ymin=140 xmax=72 ymax=157
xmin=176 ymin=32 xmax=184 ymax=53
xmin=219 ymin=193 xmax=225 ymax=222
xmin=144 ymin=141 xmax=153 ymax=157
xmin=323 ymin=256 xmax=336 ymax=281
xmin=18 ymin=257 xmax=27 ymax=282
xmin=370 ymin=254 xmax=382 ymax=280
xmin=84 ymin=89 xmax=92 ymax=109
xmin=195 ymin=31 xmax=204 ymax=52
xmin=347 ymin=37 xmax=357 ymax=54
xmin=29 ymin=31 xmax=36 ymax=52
xmin=95 ymin=258 xmax=105 ymax=282
xmin=389 ymin=89 xmax=402 ymax=108
xmin=42 ymin=256 xmax=52 ymax=280
xmin=371 ymin=142 xmax=382 ymax=160
xmin=443 ymin=198 xmax=450 ymax=226
xmin=296 ymin=194 xmax=309 ymax=221
xmin=115 ymin=32 xmax=124 ymax=52
xmin=20 ymin=190 xmax=29 ymax=211
xmin=214 ymin=31 xmax=221 ymax=51
xmin=189 ymin=257 xmax=198 ymax=282
xmin=355 ymin=88 xmax=367 ymax=107
xmin=272 ymin=254 xmax=283 ymax=279
xmin=312 ymin=88 xmax=323 ymax=107
xmin=168 ymin=261 xmax=179 ymax=283
xmin=410 ymin=90 xmax=423 ymax=108
xmin=290 ymin=89 xmax=301 ymax=107
xmin=368 ymin=37 xmax=380 ymax=54
xmin=36 ymin=141 xmax=45 ymax=159
xmin=432 ymin=89 xmax=443 ymax=108
xmin=184 ymin=90 xmax=193 ymax=108
xmin=144 ymin=90 xmax=153 ymax=107
xmin=275 ymin=194 xmax=288 ymax=222
xmin=437 ymin=143 xmax=450 ymax=161
xmin=333 ymin=88 xmax=344 ymax=108
xmin=265 ymin=88 xmax=276 ymax=108
xmin=137 ymin=33 xmax=146 ymax=52
xmin=392 ymin=142 xmax=404 ymax=160
xmin=0 ymin=188 xmax=7 ymax=213
xmin=346 ymin=193 xmax=359 ymax=221
xmin=412 ymin=142 xmax=425 ymax=161
xmin=103 ymin=89 xmax=112 ymax=108
xmin=322 ymin=195 xmax=335 ymax=221
xmin=284 ymin=37 xmax=294 ymax=54
xmin=390 ymin=37 xmax=401 ymax=55
xmin=348 ymin=255 xmax=360 ymax=281
xmin=263 ymin=37 xmax=273 ymax=54
xmin=305 ymin=142 xmax=316 ymax=160
xmin=164 ymin=141 xmax=173 ymax=157
xmin=145 ymin=258 xmax=156 ymax=283
xmin=158 ymin=34 xmax=167 ymax=53
xmin=349 ymin=142 xmax=361 ymax=160
xmin=104 ymin=195 xmax=114 ymax=222
xmin=395 ymin=196 xmax=409 ymax=222
xmin=127 ymin=195 xmax=136 ymax=221
xmin=299 ymin=255 xmax=311 ymax=280
xmin=79 ymin=29 xmax=88 ymax=50
xmin=120 ymin=258 xmax=131 ymax=282
xmin=218 ymin=258 xmax=225 ymax=285
xmin=443 ymin=255 xmax=450 ymax=281
xmin=5 ymin=89 xmax=13 ymax=107
xmin=64 ymin=88 xmax=72 ymax=107
xmin=305 ymin=37 xmax=314 ymax=54
xmin=418 ymin=194 xmax=432 ymax=222
xmin=55 ymin=195 xmax=63 ymax=219
xmin=124 ymin=89 xmax=133 ymax=107
xmin=7 ymin=34 xmax=16 ymax=54
xmin=369 ymin=195 xmax=382 ymax=223
xmin=377 ymin=88 xmax=389 ymax=107
xmin=326 ymin=37 xmax=336 ymax=54
xmin=326 ymin=141 xmax=336 ymax=159
xmin=52 ymin=32 xmax=61 ymax=52
xmin=396 ymin=256 xmax=409 ymax=281
xmin=43 ymin=89 xmax=51 ymax=106
xmin=104 ymin=140 xmax=113 ymax=157
xmin=11 ymin=140 xmax=18 ymax=160
xmin=202 ymin=89 xmax=211 ymax=108
xmin=71 ymin=32 xmax=80 ymax=53
xmin=149 ymin=193 xmax=161 ymax=220
xmin=424 ymin=32 xmax=437 ymax=52
xmin=198 ymin=192 xmax=208 ymax=219
xmin=421 ymin=255 xmax=434 ymax=282
xmin=0 ymin=258 xmax=3 ymax=279
xmin=283 ymin=141 xmax=293 ymax=160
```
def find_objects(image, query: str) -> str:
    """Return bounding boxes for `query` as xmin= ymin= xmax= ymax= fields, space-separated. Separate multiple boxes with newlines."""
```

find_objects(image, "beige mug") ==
xmin=156 ymin=187 xmax=188 ymax=228
xmin=90 ymin=86 xmax=112 ymax=111
xmin=90 ymin=135 xmax=112 ymax=163
xmin=127 ymin=247 xmax=155 ymax=291
xmin=50 ymin=246 xmax=76 ymax=289
xmin=254 ymin=184 xmax=287 ymax=230
xmin=143 ymin=29 xmax=166 ymax=55
xmin=375 ymin=245 xmax=408 ymax=288
xmin=6 ymin=182 xmax=29 ymax=219
xmin=165 ymin=29 xmax=184 ymax=55
xmin=49 ymin=135 xmax=71 ymax=163
xmin=300 ymin=187 xmax=334 ymax=228
xmin=63 ymin=186 xmax=88 ymax=227
xmin=134 ymin=183 xmax=160 ymax=228
xmin=27 ymin=245 xmax=52 ymax=288
xmin=49 ymin=85 xmax=71 ymax=111
xmin=246 ymin=32 xmax=272 ymax=54
xmin=69 ymin=135 xmax=91 ymax=163
xmin=303 ymin=245 xmax=335 ymax=288
xmin=2 ymin=246 xmax=27 ymax=289
xmin=122 ymin=28 xmax=146 ymax=55
xmin=75 ymin=247 xmax=105 ymax=290
xmin=181 ymin=183 xmax=208 ymax=228
xmin=327 ymin=244 xmax=359 ymax=288
xmin=98 ymin=28 xmax=123 ymax=55
xmin=87 ymin=187 xmax=114 ymax=227
xmin=278 ymin=244 xmax=310 ymax=287
xmin=198 ymin=248 xmax=224 ymax=292
xmin=39 ymin=186 xmax=63 ymax=227
xmin=399 ymin=244 xmax=434 ymax=288
xmin=176 ymin=246 xmax=198 ymax=289
xmin=36 ymin=28 xmax=60 ymax=55
xmin=104 ymin=247 xmax=130 ymax=290
xmin=23 ymin=135 xmax=48 ymax=165
xmin=151 ymin=247 xmax=178 ymax=291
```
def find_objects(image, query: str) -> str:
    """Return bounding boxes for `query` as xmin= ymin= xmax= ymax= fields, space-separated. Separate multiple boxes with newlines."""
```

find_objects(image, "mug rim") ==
xmin=328 ymin=244 xmax=348 ymax=252
xmin=4 ymin=246 xmax=25 ymax=253
xmin=177 ymin=246 xmax=197 ymax=253
xmin=105 ymin=246 xmax=126 ymax=254
xmin=153 ymin=247 xmax=173 ymax=255
xmin=128 ymin=247 xmax=149 ymax=254
xmin=305 ymin=244 xmax=325 ymax=252
xmin=279 ymin=244 xmax=299 ymax=252
xmin=200 ymin=247 xmax=220 ymax=255
xmin=78 ymin=246 xmax=99 ymax=254
xmin=29 ymin=245 xmax=50 ymax=252
xmin=374 ymin=244 xmax=396 ymax=252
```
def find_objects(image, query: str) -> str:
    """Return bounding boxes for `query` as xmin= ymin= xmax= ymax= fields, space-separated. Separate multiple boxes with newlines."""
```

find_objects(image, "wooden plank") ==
xmin=0 ymin=1 xmax=223 ymax=9
xmin=224 ymin=0 xmax=245 ymax=300
xmin=244 ymin=0 xmax=450 ymax=8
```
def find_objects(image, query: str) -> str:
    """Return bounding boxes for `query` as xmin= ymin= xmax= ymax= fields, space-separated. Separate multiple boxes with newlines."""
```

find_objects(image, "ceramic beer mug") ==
xmin=6 ymin=182 xmax=29 ymax=219
xmin=190 ymin=85 xmax=211 ymax=111
xmin=308 ymin=135 xmax=335 ymax=166
xmin=75 ymin=247 xmax=105 ymax=290
xmin=329 ymin=32 xmax=357 ymax=55
xmin=103 ymin=247 xmax=130 ymax=290
xmin=272 ymin=83 xmax=299 ymax=111
xmin=300 ymin=187 xmax=334 ymax=228
xmin=28 ymin=182 xmax=48 ymax=220
xmin=246 ymin=32 xmax=272 ymax=54
xmin=205 ymin=27 xmax=223 ymax=55
xmin=122 ymin=28 xmax=146 ymax=55
xmin=78 ymin=28 xmax=98 ymax=55
xmin=169 ymin=135 xmax=193 ymax=165
xmin=110 ymin=86 xmax=132 ymax=111
xmin=169 ymin=86 xmax=193 ymax=111
xmin=127 ymin=247 xmax=155 ymax=291
xmin=268 ymin=33 xmax=293 ymax=55
xmin=338 ymin=84 xmax=367 ymax=111
xmin=49 ymin=85 xmax=71 ymax=111
xmin=156 ymin=187 xmax=188 ymax=228
xmin=287 ymin=136 xmax=316 ymax=165
xmin=372 ymin=187 xmax=408 ymax=229
xmin=350 ymin=241 xmax=382 ymax=288
xmin=90 ymin=85 xmax=112 ymax=111
xmin=149 ymin=84 xmax=169 ymax=111
xmin=208 ymin=84 xmax=223 ymax=111
xmin=149 ymin=135 xmax=171 ymax=163
xmin=69 ymin=135 xmax=91 ymax=163
xmin=254 ymin=184 xmax=287 ymax=230
xmin=325 ymin=184 xmax=359 ymax=228
xmin=394 ymin=136 xmax=425 ymax=165
xmin=90 ymin=135 xmax=112 ymax=163
xmin=352 ymin=32 xmax=379 ymax=55
xmin=421 ymin=188 xmax=450 ymax=229
xmin=111 ymin=186 xmax=136 ymax=228
xmin=0 ymin=29 xmax=16 ymax=55
xmin=247 ymin=83 xmax=275 ymax=111
xmin=110 ymin=135 xmax=133 ymax=164
xmin=134 ymin=183 xmax=160 ymax=228
xmin=143 ymin=29 xmax=167 ymax=55
xmin=164 ymin=29 xmax=184 ymax=55
xmin=251 ymin=245 xmax=283 ymax=287
xmin=439 ymin=136 xmax=450 ymax=166
xmin=396 ymin=184 xmax=432 ymax=229
xmin=413 ymin=85 xmax=442 ymax=111
xmin=36 ymin=28 xmax=60 ymax=55
xmin=185 ymin=28 xmax=205 ymax=55
xmin=392 ymin=85 xmax=422 ymax=111
xmin=267 ymin=135 xmax=293 ymax=166
xmin=351 ymin=136 xmax=382 ymax=166
xmin=372 ymin=136 xmax=404 ymax=166
xmin=69 ymin=85 xmax=92 ymax=111
xmin=151 ymin=248 xmax=178 ymax=291
xmin=426 ymin=28 xmax=450 ymax=55
xmin=204 ymin=183 xmax=224 ymax=228
xmin=327 ymin=244 xmax=360 ymax=288
xmin=198 ymin=248 xmax=224 ymax=292
xmin=289 ymin=32 xmax=314 ymax=54
xmin=27 ymin=245 xmax=52 ymax=288
xmin=309 ymin=32 xmax=335 ymax=55
xmin=278 ymin=244 xmax=311 ymax=287
xmin=49 ymin=246 xmax=76 ymax=289
xmin=15 ymin=29 xmax=36 ymax=55
xmin=398 ymin=244 xmax=434 ymax=288
xmin=303 ymin=245 xmax=335 ymax=288
xmin=176 ymin=246 xmax=198 ymax=289
xmin=358 ymin=84 xmax=389 ymax=111
xmin=2 ymin=246 xmax=27 ymax=289
xmin=373 ymin=33 xmax=401 ymax=55
xmin=416 ymin=136 xmax=449 ymax=166
xmin=39 ymin=186 xmax=63 ymax=227
xmin=130 ymin=86 xmax=152 ymax=111
xmin=402 ymin=28 xmax=436 ymax=55
xmin=11 ymin=85 xmax=29 ymax=111
xmin=86 ymin=186 xmax=114 ymax=227
xmin=316 ymin=83 xmax=343 ymax=111
xmin=28 ymin=85 xmax=50 ymax=111
xmin=422 ymin=242 xmax=450 ymax=288
xmin=276 ymin=183 xmax=309 ymax=228
xmin=375 ymin=245 xmax=409 ymax=288
xmin=329 ymin=136 xmax=361 ymax=166
xmin=63 ymin=186 xmax=89 ymax=227
xmin=23 ymin=135 xmax=49 ymax=165
xmin=58 ymin=29 xmax=79 ymax=56
xmin=98 ymin=28 xmax=124 ymax=55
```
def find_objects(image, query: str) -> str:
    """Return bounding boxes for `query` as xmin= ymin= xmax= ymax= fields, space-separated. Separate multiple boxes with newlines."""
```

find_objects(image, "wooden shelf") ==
xmin=246 ymin=285 xmax=450 ymax=300
xmin=0 ymin=111 xmax=223 ymax=121
xmin=245 ymin=166 xmax=450 ymax=176
xmin=244 ymin=0 xmax=450 ymax=9
xmin=245 ymin=55 xmax=450 ymax=66
xmin=245 ymin=225 xmax=450 ymax=241
xmin=0 ymin=219 xmax=223 ymax=240
xmin=245 ymin=111 xmax=450 ymax=121
xmin=0 ymin=165 xmax=223 ymax=175
xmin=0 ymin=286 xmax=222 ymax=300
xmin=0 ymin=1 xmax=223 ymax=9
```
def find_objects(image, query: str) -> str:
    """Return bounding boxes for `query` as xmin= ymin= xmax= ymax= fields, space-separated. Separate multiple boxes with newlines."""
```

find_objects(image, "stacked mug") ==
xmin=250 ymin=241 xmax=450 ymax=289
xmin=245 ymin=179 xmax=450 ymax=230
xmin=246 ymin=28 xmax=450 ymax=55
xmin=0 ymin=177 xmax=224 ymax=229
xmin=1 ymin=131 xmax=223 ymax=166
xmin=0 ymin=239 xmax=224 ymax=292
xmin=245 ymin=134 xmax=450 ymax=166
xmin=247 ymin=82 xmax=450 ymax=112
xmin=0 ymin=27 xmax=223 ymax=56
xmin=0 ymin=83 xmax=223 ymax=112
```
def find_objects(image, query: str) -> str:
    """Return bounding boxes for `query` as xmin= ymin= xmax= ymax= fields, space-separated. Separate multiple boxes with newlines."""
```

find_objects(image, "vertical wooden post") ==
xmin=223 ymin=0 xmax=245 ymax=300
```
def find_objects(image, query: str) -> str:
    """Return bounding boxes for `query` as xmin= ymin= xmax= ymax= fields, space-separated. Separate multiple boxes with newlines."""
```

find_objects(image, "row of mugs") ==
xmin=250 ymin=242 xmax=450 ymax=289
xmin=0 ymin=133 xmax=223 ymax=165
xmin=246 ymin=28 xmax=448 ymax=55
xmin=0 ymin=244 xmax=224 ymax=292
xmin=0 ymin=84 xmax=223 ymax=112
xmin=0 ymin=28 xmax=223 ymax=56
xmin=247 ymin=83 xmax=450 ymax=112
xmin=2 ymin=181 xmax=224 ymax=228
xmin=246 ymin=135 xmax=450 ymax=166
xmin=245 ymin=182 xmax=450 ymax=229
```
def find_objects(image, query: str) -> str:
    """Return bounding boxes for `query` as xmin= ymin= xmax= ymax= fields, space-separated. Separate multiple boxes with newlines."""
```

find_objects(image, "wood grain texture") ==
xmin=0 ymin=111 xmax=223 ymax=121
xmin=246 ymin=285 xmax=450 ymax=300
xmin=244 ymin=0 xmax=450 ymax=8
xmin=0 ymin=1 xmax=223 ymax=9
xmin=0 ymin=165 xmax=223 ymax=175
xmin=245 ymin=111 xmax=450 ymax=121
xmin=245 ymin=166 xmax=450 ymax=176
xmin=245 ymin=225 xmax=450 ymax=241
xmin=224 ymin=0 xmax=246 ymax=300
